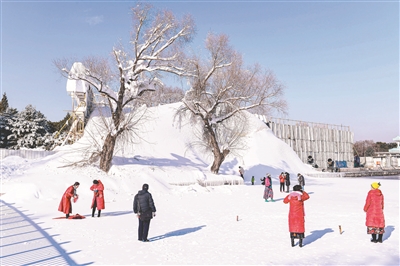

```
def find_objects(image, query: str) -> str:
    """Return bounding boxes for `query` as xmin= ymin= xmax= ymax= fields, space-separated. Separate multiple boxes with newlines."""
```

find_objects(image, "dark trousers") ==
xmin=138 ymin=219 xmax=151 ymax=241
xmin=286 ymin=185 xmax=290 ymax=192
xmin=92 ymin=200 xmax=101 ymax=217
xmin=280 ymin=183 xmax=285 ymax=192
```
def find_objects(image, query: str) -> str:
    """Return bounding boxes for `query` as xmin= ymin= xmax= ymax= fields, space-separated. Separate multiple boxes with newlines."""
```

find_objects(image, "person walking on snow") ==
xmin=283 ymin=185 xmax=310 ymax=247
xmin=238 ymin=166 xmax=245 ymax=180
xmin=285 ymin=172 xmax=291 ymax=193
xmin=133 ymin=184 xmax=157 ymax=242
xmin=297 ymin=173 xmax=305 ymax=190
xmin=364 ymin=182 xmax=385 ymax=243
xmin=90 ymin=180 xmax=105 ymax=217
xmin=58 ymin=182 xmax=80 ymax=219
xmin=279 ymin=172 xmax=286 ymax=192
xmin=262 ymin=174 xmax=274 ymax=202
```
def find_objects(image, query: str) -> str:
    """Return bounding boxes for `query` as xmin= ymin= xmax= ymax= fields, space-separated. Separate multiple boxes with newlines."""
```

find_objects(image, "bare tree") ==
xmin=141 ymin=85 xmax=185 ymax=107
xmin=176 ymin=34 xmax=287 ymax=174
xmin=55 ymin=4 xmax=194 ymax=172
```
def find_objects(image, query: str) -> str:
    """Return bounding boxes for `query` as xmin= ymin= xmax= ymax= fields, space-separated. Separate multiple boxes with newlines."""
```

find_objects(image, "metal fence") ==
xmin=0 ymin=149 xmax=57 ymax=160
xmin=255 ymin=115 xmax=354 ymax=169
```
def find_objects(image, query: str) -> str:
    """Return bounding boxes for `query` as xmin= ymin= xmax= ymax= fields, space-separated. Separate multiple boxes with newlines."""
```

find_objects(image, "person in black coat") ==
xmin=284 ymin=172 xmax=291 ymax=193
xmin=297 ymin=173 xmax=305 ymax=190
xmin=133 ymin=184 xmax=156 ymax=242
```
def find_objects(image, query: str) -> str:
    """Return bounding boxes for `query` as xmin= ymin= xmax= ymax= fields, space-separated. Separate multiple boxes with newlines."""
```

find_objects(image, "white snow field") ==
xmin=1 ymin=103 xmax=399 ymax=265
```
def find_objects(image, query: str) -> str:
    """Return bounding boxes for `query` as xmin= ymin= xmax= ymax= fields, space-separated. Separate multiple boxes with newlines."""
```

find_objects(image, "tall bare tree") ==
xmin=55 ymin=4 xmax=194 ymax=172
xmin=177 ymin=34 xmax=287 ymax=174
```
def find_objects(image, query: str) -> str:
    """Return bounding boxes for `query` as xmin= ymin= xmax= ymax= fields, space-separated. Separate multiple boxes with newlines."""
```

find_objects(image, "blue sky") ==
xmin=1 ymin=0 xmax=399 ymax=142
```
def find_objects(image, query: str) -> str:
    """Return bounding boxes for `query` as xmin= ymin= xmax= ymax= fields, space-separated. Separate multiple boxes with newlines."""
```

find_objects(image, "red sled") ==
xmin=53 ymin=213 xmax=86 ymax=220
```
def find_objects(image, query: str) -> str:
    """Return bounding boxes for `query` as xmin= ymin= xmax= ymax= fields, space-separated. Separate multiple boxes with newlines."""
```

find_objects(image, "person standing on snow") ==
xmin=238 ymin=166 xmax=245 ymax=180
xmin=279 ymin=172 xmax=286 ymax=192
xmin=297 ymin=173 xmax=305 ymax=190
xmin=364 ymin=182 xmax=385 ymax=243
xmin=90 ymin=180 xmax=105 ymax=218
xmin=262 ymin=173 xmax=274 ymax=202
xmin=285 ymin=172 xmax=291 ymax=193
xmin=283 ymin=185 xmax=310 ymax=247
xmin=133 ymin=184 xmax=156 ymax=242
xmin=58 ymin=182 xmax=80 ymax=219
xmin=251 ymin=176 xmax=255 ymax=185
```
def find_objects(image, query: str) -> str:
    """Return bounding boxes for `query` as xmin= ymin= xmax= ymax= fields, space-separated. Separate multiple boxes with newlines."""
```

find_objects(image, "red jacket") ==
xmin=283 ymin=191 xmax=310 ymax=233
xmin=58 ymin=185 xmax=75 ymax=214
xmin=363 ymin=189 xmax=385 ymax=228
xmin=279 ymin=174 xmax=286 ymax=183
xmin=91 ymin=180 xmax=105 ymax=210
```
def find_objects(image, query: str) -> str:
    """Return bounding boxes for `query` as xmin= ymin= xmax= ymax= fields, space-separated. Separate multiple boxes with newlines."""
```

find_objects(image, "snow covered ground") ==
xmin=1 ymin=103 xmax=399 ymax=265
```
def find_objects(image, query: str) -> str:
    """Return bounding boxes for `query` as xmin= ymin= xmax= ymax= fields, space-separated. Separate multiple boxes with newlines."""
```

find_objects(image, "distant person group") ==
xmin=240 ymin=167 xmax=385 ymax=247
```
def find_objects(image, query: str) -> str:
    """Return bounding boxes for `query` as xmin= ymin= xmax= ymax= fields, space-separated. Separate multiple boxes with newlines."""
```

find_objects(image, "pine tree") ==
xmin=8 ymin=105 xmax=50 ymax=149
xmin=0 ymin=107 xmax=18 ymax=148
xmin=0 ymin=93 xmax=9 ymax=113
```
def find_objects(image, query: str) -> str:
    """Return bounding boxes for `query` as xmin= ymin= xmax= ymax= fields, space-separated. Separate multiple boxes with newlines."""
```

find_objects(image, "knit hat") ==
xmin=293 ymin=185 xmax=302 ymax=191
xmin=371 ymin=182 xmax=381 ymax=189
xmin=93 ymin=180 xmax=99 ymax=184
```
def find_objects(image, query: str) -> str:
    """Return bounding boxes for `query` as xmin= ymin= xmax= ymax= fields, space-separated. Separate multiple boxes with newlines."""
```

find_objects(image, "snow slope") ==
xmin=1 ymin=103 xmax=399 ymax=265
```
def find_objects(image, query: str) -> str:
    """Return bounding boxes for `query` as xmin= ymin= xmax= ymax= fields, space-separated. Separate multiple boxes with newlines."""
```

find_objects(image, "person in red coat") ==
xmin=283 ymin=184 xmax=310 ymax=247
xmin=58 ymin=182 xmax=80 ymax=219
xmin=90 ymin=180 xmax=105 ymax=217
xmin=364 ymin=182 xmax=385 ymax=243
xmin=279 ymin=172 xmax=286 ymax=192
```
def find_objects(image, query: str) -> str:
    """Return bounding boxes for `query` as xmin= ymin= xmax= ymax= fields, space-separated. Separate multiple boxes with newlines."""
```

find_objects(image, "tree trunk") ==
xmin=100 ymin=133 xmax=117 ymax=172
xmin=205 ymin=123 xmax=230 ymax=174
xmin=210 ymin=148 xmax=230 ymax=174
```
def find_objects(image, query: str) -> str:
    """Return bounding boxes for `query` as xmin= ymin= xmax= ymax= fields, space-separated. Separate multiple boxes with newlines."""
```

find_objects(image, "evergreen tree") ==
xmin=0 ymin=93 xmax=9 ymax=113
xmin=8 ymin=105 xmax=50 ymax=149
xmin=0 ymin=107 xmax=18 ymax=148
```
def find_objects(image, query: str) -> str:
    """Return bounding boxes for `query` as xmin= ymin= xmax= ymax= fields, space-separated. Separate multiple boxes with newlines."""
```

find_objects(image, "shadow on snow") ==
xmin=149 ymin=225 xmax=206 ymax=242
xmin=0 ymin=200 xmax=93 ymax=266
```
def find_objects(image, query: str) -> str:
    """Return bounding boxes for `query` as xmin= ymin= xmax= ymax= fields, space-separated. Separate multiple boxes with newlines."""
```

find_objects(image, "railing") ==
xmin=0 ymin=149 xmax=57 ymax=160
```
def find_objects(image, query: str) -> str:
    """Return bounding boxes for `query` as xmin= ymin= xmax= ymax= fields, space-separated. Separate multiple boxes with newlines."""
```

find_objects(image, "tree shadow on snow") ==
xmin=0 ymin=200 xmax=93 ymax=266
xmin=112 ymin=153 xmax=208 ymax=171
xmin=149 ymin=225 xmax=206 ymax=242
xmin=304 ymin=228 xmax=334 ymax=245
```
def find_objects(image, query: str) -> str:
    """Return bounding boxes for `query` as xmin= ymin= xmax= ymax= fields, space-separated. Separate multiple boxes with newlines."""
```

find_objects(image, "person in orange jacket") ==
xmin=279 ymin=172 xmax=286 ymax=192
xmin=364 ymin=182 xmax=385 ymax=243
xmin=90 ymin=180 xmax=105 ymax=217
xmin=283 ymin=185 xmax=310 ymax=247
xmin=58 ymin=182 xmax=80 ymax=219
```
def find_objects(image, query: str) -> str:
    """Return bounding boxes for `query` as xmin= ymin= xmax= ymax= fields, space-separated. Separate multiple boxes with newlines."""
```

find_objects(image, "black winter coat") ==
xmin=285 ymin=172 xmax=291 ymax=186
xmin=133 ymin=190 xmax=156 ymax=214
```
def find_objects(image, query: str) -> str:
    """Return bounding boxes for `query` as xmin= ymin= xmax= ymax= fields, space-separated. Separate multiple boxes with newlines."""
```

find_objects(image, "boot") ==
xmin=98 ymin=210 xmax=101 ymax=217
xmin=265 ymin=199 xmax=269 ymax=202
xmin=66 ymin=214 xmax=69 ymax=219
xmin=270 ymin=199 xmax=275 ymax=202
xmin=299 ymin=238 xmax=303 ymax=247
xmin=371 ymin=234 xmax=377 ymax=243
xmin=377 ymin=234 xmax=383 ymax=243
xmin=291 ymin=237 xmax=295 ymax=247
